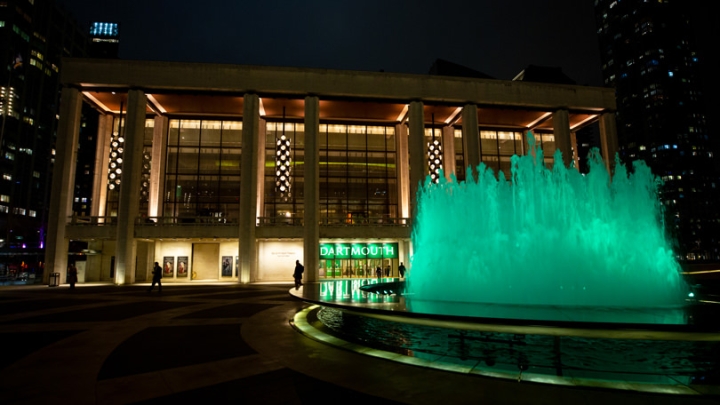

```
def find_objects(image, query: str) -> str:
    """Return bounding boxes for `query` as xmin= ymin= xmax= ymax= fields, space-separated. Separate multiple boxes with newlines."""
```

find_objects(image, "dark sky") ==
xmin=56 ymin=0 xmax=604 ymax=86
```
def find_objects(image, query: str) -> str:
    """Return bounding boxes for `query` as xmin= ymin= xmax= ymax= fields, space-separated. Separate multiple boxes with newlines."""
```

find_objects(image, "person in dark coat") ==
xmin=398 ymin=262 xmax=406 ymax=278
xmin=376 ymin=266 xmax=382 ymax=279
xmin=148 ymin=261 xmax=163 ymax=293
xmin=293 ymin=260 xmax=304 ymax=288
xmin=67 ymin=263 xmax=78 ymax=289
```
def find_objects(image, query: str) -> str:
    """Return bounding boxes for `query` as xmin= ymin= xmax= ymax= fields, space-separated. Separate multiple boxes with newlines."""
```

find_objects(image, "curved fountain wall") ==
xmin=406 ymin=133 xmax=688 ymax=309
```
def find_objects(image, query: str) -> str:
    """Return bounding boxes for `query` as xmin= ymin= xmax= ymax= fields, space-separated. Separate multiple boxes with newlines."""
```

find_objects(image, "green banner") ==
xmin=320 ymin=242 xmax=398 ymax=259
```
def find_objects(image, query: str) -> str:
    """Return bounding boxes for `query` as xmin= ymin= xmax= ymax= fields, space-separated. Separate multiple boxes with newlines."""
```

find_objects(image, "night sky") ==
xmin=56 ymin=0 xmax=604 ymax=86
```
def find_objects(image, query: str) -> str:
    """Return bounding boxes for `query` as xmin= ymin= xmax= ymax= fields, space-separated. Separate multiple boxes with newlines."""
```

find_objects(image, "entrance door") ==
xmin=192 ymin=243 xmax=219 ymax=280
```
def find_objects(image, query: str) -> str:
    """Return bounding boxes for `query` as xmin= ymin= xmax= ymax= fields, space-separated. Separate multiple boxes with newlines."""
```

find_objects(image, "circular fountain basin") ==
xmin=290 ymin=279 xmax=720 ymax=396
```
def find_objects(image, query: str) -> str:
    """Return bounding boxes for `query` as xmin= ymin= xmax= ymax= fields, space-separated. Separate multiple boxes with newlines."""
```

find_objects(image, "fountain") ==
xmin=405 ymin=132 xmax=689 ymax=322
xmin=289 ymin=133 xmax=718 ymax=392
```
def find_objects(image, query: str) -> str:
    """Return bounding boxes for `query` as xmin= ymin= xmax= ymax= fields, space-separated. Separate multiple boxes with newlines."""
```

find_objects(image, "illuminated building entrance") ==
xmin=319 ymin=242 xmax=399 ymax=278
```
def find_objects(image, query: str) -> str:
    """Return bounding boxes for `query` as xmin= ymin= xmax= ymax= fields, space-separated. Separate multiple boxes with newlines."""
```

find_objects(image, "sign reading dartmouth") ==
xmin=319 ymin=243 xmax=399 ymax=259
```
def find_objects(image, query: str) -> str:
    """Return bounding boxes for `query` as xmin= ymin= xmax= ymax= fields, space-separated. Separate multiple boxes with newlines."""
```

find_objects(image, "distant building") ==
xmin=88 ymin=22 xmax=119 ymax=58
xmin=595 ymin=0 xmax=720 ymax=260
xmin=428 ymin=59 xmax=494 ymax=79
xmin=0 ymin=0 xmax=90 ymax=273
xmin=512 ymin=65 xmax=576 ymax=85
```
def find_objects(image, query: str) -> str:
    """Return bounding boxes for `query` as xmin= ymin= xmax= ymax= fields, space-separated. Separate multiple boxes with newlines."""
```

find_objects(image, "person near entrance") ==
xmin=148 ymin=261 xmax=163 ymax=293
xmin=67 ymin=262 xmax=78 ymax=289
xmin=294 ymin=260 xmax=304 ymax=288
xmin=376 ymin=266 xmax=382 ymax=279
xmin=399 ymin=262 xmax=406 ymax=278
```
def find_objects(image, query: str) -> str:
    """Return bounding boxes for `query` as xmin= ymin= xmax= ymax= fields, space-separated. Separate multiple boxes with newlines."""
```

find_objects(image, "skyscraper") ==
xmin=595 ymin=0 xmax=719 ymax=261
xmin=0 ymin=0 xmax=89 ymax=275
xmin=88 ymin=21 xmax=119 ymax=58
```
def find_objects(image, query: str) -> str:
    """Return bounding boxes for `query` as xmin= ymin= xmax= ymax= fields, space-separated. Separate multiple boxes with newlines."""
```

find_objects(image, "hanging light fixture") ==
xmin=427 ymin=112 xmax=443 ymax=183
xmin=275 ymin=107 xmax=291 ymax=200
xmin=108 ymin=101 xmax=125 ymax=190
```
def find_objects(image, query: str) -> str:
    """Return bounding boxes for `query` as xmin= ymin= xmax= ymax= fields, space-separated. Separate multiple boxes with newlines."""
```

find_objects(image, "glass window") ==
xmin=163 ymin=119 xmax=242 ymax=220
xmin=316 ymin=123 xmax=398 ymax=224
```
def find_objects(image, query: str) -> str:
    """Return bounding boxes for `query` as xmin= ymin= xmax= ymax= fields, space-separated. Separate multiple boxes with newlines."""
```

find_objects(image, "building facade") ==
xmin=595 ymin=0 xmax=720 ymax=260
xmin=46 ymin=58 xmax=617 ymax=285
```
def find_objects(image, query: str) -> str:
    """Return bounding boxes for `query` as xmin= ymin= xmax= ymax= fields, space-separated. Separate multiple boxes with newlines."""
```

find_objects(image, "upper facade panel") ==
xmin=61 ymin=58 xmax=616 ymax=114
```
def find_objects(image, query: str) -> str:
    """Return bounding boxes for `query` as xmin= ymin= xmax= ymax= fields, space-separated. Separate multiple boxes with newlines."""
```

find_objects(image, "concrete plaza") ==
xmin=0 ymin=283 xmax=716 ymax=404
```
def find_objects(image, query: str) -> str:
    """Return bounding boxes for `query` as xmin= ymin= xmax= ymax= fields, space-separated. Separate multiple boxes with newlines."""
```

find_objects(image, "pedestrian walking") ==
xmin=148 ymin=261 xmax=163 ymax=292
xmin=293 ymin=260 xmax=305 ymax=289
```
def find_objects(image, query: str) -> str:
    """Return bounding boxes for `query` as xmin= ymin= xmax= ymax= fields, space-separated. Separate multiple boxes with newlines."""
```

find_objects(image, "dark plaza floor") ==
xmin=0 ymin=282 xmax=718 ymax=405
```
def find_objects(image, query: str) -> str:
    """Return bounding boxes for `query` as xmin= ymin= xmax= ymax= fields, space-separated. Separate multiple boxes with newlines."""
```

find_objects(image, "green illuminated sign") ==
xmin=320 ymin=242 xmax=398 ymax=259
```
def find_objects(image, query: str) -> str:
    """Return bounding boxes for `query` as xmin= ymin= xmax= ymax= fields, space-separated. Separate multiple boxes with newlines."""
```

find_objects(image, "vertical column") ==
xmin=239 ymin=94 xmax=260 ymax=283
xmin=598 ymin=112 xmax=619 ymax=175
xmin=524 ymin=129 xmax=535 ymax=156
xmin=149 ymin=115 xmax=168 ymax=218
xmin=91 ymin=114 xmax=112 ymax=218
xmin=304 ymin=96 xmax=320 ymax=283
xmin=441 ymin=125 xmax=455 ymax=180
xmin=395 ymin=123 xmax=410 ymax=219
xmin=256 ymin=117 xmax=266 ymax=223
xmin=407 ymin=101 xmax=425 ymax=216
xmin=44 ymin=87 xmax=82 ymax=283
xmin=114 ymin=89 xmax=147 ymax=285
xmin=552 ymin=109 xmax=572 ymax=167
xmin=570 ymin=131 xmax=580 ymax=171
xmin=461 ymin=104 xmax=480 ymax=181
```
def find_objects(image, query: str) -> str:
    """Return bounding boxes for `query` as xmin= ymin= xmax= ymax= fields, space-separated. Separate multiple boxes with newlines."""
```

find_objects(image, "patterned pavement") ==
xmin=0 ymin=283 xmax=715 ymax=404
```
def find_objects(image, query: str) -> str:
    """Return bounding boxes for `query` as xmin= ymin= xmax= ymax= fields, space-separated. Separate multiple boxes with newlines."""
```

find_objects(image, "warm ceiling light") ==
xmin=526 ymin=112 xmax=552 ymax=128
xmin=146 ymin=94 xmax=167 ymax=114
xmin=396 ymin=104 xmax=409 ymax=122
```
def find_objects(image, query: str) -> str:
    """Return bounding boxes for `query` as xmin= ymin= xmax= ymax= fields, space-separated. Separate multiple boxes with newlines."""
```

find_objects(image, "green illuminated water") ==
xmin=407 ymin=133 xmax=688 ymax=310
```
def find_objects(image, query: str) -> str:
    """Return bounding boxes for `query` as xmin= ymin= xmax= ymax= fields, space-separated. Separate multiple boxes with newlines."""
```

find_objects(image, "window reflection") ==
xmin=164 ymin=119 xmax=242 ymax=222
xmin=319 ymin=124 xmax=397 ymax=224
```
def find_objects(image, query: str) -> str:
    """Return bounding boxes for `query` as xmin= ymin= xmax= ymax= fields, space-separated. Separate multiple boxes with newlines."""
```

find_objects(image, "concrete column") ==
xmin=570 ymin=131 xmax=580 ymax=171
xmin=395 ymin=123 xmax=410 ymax=219
xmin=304 ymin=96 xmax=320 ymax=283
xmin=149 ymin=115 xmax=168 ymax=218
xmin=552 ymin=109 xmax=572 ymax=167
xmin=408 ymin=101 xmax=425 ymax=216
xmin=442 ymin=125 xmax=455 ymax=181
xmin=525 ymin=130 xmax=536 ymax=156
xmin=91 ymin=114 xmax=112 ymax=217
xmin=239 ymin=93 xmax=260 ymax=283
xmin=256 ymin=117 xmax=266 ymax=221
xmin=114 ymin=89 xmax=147 ymax=285
xmin=44 ymin=87 xmax=82 ymax=283
xmin=598 ymin=112 xmax=619 ymax=175
xmin=461 ymin=104 xmax=481 ymax=181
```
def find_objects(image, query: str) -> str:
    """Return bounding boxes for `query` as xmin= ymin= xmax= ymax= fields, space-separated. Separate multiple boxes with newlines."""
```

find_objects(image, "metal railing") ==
xmin=319 ymin=216 xmax=411 ymax=226
xmin=69 ymin=215 xmax=411 ymax=227
xmin=68 ymin=216 xmax=117 ymax=225
xmin=257 ymin=217 xmax=304 ymax=226
xmin=68 ymin=216 xmax=237 ymax=226
xmin=135 ymin=216 xmax=238 ymax=226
